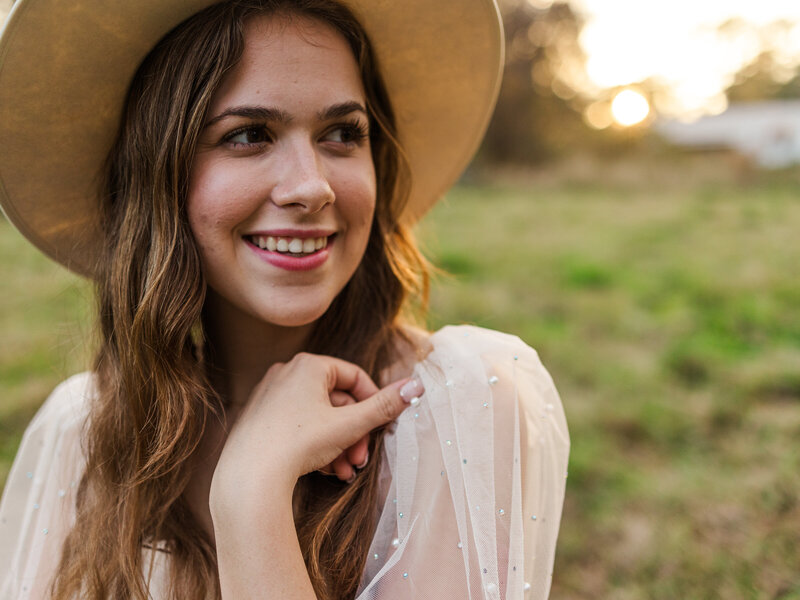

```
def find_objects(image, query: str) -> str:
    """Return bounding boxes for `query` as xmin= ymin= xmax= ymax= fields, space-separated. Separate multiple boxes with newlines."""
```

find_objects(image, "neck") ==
xmin=202 ymin=289 xmax=314 ymax=407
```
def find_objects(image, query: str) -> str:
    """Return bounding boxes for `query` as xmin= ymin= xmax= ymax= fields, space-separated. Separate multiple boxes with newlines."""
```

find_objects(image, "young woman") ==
xmin=0 ymin=0 xmax=569 ymax=598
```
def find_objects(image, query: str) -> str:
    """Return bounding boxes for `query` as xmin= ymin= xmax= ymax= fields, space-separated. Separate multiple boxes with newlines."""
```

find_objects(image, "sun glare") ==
xmin=611 ymin=90 xmax=650 ymax=126
xmin=572 ymin=0 xmax=800 ymax=118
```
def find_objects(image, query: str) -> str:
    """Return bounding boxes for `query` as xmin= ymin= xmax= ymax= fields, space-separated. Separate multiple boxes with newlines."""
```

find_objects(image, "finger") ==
xmin=346 ymin=435 xmax=370 ymax=469
xmin=317 ymin=356 xmax=379 ymax=402
xmin=329 ymin=392 xmax=369 ymax=469
xmin=329 ymin=390 xmax=355 ymax=408
xmin=332 ymin=453 xmax=354 ymax=482
xmin=346 ymin=377 xmax=425 ymax=433
xmin=317 ymin=464 xmax=335 ymax=476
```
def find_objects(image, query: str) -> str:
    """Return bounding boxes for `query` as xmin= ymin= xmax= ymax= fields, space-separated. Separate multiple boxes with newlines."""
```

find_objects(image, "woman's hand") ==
xmin=317 ymin=389 xmax=372 ymax=483
xmin=209 ymin=352 xmax=424 ymax=512
xmin=209 ymin=354 xmax=422 ymax=598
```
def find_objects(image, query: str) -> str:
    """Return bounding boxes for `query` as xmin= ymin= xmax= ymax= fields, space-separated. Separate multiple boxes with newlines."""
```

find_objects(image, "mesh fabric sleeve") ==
xmin=356 ymin=326 xmax=570 ymax=600
xmin=0 ymin=373 xmax=92 ymax=599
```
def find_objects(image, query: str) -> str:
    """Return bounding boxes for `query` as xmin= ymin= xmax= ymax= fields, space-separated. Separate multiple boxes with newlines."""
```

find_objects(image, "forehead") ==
xmin=208 ymin=13 xmax=365 ymax=113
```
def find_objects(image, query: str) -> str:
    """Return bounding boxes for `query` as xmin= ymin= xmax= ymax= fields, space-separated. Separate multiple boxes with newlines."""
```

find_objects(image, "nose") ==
xmin=270 ymin=139 xmax=335 ymax=213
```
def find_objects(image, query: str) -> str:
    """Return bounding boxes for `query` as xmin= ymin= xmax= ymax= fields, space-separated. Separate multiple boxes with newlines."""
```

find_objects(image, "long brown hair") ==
xmin=51 ymin=1 xmax=429 ymax=598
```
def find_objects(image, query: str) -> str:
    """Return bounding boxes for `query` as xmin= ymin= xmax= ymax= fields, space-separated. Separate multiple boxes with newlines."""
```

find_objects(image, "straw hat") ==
xmin=0 ymin=0 xmax=503 ymax=277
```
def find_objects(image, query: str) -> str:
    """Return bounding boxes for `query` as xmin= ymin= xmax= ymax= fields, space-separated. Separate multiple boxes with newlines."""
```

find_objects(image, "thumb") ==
xmin=350 ymin=376 xmax=425 ymax=431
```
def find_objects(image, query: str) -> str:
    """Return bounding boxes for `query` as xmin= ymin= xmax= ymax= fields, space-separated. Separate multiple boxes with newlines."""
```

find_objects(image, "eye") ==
xmin=224 ymin=125 xmax=272 ymax=147
xmin=324 ymin=121 xmax=369 ymax=146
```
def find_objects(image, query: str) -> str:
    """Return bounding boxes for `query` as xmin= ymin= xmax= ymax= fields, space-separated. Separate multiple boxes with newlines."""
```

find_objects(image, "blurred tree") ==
xmin=478 ymin=0 xmax=593 ymax=166
xmin=721 ymin=18 xmax=800 ymax=102
xmin=727 ymin=51 xmax=800 ymax=102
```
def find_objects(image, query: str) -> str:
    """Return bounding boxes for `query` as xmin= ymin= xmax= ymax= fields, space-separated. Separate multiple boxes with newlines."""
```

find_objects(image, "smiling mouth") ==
xmin=245 ymin=234 xmax=333 ymax=257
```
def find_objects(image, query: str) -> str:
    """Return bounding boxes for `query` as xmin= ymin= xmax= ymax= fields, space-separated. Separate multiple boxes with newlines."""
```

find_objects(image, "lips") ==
xmin=244 ymin=232 xmax=335 ymax=271
xmin=247 ymin=234 xmax=329 ymax=255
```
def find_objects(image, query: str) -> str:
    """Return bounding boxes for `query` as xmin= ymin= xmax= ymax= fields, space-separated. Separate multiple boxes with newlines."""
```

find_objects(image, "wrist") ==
xmin=209 ymin=463 xmax=297 ymax=528
xmin=211 ymin=475 xmax=315 ymax=600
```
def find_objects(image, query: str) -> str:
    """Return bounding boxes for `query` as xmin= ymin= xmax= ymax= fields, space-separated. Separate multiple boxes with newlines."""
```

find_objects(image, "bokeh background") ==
xmin=2 ymin=0 xmax=799 ymax=597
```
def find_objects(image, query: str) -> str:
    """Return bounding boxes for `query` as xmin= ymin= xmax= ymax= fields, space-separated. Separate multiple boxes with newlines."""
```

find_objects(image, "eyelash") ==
xmin=330 ymin=119 xmax=369 ymax=145
xmin=221 ymin=119 xmax=369 ymax=150
xmin=222 ymin=125 xmax=272 ymax=148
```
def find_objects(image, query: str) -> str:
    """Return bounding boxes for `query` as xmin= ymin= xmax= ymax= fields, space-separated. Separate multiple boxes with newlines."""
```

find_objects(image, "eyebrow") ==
xmin=204 ymin=106 xmax=292 ymax=129
xmin=204 ymin=101 xmax=368 ymax=129
xmin=318 ymin=101 xmax=368 ymax=121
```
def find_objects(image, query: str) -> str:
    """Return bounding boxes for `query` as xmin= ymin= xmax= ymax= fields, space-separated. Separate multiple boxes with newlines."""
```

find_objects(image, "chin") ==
xmin=255 ymin=302 xmax=332 ymax=329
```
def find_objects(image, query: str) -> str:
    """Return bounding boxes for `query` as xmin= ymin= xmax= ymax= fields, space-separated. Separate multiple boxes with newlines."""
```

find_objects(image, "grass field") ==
xmin=2 ymin=168 xmax=799 ymax=598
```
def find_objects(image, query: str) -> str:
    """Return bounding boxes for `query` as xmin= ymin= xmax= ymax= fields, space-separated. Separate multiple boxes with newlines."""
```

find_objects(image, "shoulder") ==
xmin=424 ymin=325 xmax=558 ymax=400
xmin=12 ymin=371 xmax=96 ymax=477
xmin=419 ymin=324 xmax=569 ymax=446
xmin=428 ymin=324 xmax=541 ymax=364
xmin=25 ymin=372 xmax=95 ymax=437
xmin=12 ymin=372 xmax=96 ymax=465
xmin=382 ymin=324 xmax=543 ymax=387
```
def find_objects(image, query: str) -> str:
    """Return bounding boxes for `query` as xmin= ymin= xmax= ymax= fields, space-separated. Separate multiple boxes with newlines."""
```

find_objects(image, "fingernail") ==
xmin=346 ymin=472 xmax=356 ymax=484
xmin=355 ymin=450 xmax=369 ymax=470
xmin=400 ymin=378 xmax=424 ymax=403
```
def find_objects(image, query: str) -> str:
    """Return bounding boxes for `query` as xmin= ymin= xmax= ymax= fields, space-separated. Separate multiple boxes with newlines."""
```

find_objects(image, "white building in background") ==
xmin=656 ymin=100 xmax=800 ymax=169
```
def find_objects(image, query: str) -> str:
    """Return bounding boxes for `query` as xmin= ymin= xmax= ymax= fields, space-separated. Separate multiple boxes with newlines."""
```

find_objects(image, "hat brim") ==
xmin=0 ymin=0 xmax=503 ymax=277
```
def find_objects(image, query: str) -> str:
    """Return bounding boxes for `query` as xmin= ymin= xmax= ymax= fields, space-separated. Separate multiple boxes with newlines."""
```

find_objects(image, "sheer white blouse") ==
xmin=0 ymin=325 xmax=569 ymax=599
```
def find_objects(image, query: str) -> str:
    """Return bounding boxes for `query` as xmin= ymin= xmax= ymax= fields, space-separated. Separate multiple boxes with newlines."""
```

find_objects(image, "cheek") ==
xmin=187 ymin=161 xmax=257 ymax=242
xmin=186 ymin=194 xmax=225 ymax=251
xmin=344 ymin=195 xmax=376 ymax=263
xmin=339 ymin=162 xmax=377 ymax=233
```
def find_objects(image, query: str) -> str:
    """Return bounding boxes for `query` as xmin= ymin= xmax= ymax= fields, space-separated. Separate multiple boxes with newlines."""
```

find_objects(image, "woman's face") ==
xmin=188 ymin=14 xmax=376 ymax=328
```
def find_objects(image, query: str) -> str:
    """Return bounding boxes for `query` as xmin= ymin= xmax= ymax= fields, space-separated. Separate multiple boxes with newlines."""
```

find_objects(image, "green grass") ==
xmin=2 ymin=171 xmax=799 ymax=598
xmin=416 ymin=176 xmax=800 ymax=599
xmin=0 ymin=224 xmax=92 ymax=484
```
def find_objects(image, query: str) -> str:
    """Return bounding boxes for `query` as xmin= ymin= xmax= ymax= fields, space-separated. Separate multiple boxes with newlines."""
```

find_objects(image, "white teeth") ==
xmin=252 ymin=235 xmax=329 ymax=254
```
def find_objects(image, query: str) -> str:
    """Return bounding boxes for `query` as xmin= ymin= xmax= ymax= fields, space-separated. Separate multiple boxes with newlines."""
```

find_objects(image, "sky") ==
xmin=567 ymin=0 xmax=800 ymax=118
